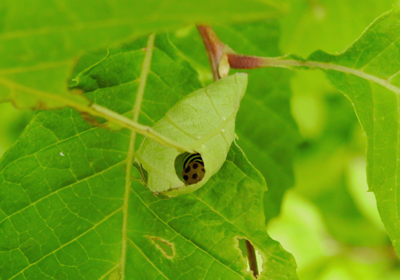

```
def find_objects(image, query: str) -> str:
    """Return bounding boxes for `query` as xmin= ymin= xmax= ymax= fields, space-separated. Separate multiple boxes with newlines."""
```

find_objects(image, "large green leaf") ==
xmin=0 ymin=33 xmax=297 ymax=279
xmin=0 ymin=0 xmax=283 ymax=110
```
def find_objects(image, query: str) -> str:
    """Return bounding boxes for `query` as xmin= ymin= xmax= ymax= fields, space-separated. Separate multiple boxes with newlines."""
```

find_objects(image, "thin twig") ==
xmin=0 ymin=76 xmax=194 ymax=154
xmin=88 ymin=104 xmax=194 ymax=153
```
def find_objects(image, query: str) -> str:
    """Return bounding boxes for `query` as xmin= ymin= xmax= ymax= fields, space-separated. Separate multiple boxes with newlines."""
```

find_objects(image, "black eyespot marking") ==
xmin=192 ymin=173 xmax=198 ymax=179
xmin=202 ymin=168 xmax=205 ymax=172
xmin=185 ymin=166 xmax=191 ymax=173
xmin=183 ymin=175 xmax=189 ymax=181
xmin=193 ymin=163 xmax=198 ymax=169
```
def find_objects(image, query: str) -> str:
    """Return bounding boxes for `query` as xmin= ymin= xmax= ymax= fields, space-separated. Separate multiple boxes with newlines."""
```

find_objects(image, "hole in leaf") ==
xmin=237 ymin=238 xmax=263 ymax=278
xmin=175 ymin=152 xmax=206 ymax=185
xmin=146 ymin=236 xmax=175 ymax=259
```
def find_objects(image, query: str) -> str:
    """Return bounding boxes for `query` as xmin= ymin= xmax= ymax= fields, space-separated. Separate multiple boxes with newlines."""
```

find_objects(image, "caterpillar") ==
xmin=135 ymin=73 xmax=248 ymax=197
xmin=182 ymin=153 xmax=205 ymax=185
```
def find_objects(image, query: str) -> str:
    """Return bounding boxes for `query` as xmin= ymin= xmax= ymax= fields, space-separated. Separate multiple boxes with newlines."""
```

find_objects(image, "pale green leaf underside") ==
xmin=136 ymin=73 xmax=247 ymax=197
xmin=0 ymin=33 xmax=297 ymax=279
xmin=0 ymin=0 xmax=282 ymax=110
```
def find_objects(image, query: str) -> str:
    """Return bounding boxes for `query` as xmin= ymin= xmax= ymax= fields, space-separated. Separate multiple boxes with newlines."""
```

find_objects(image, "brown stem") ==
xmin=197 ymin=26 xmax=277 ymax=72
xmin=245 ymin=240 xmax=259 ymax=278
xmin=227 ymin=53 xmax=267 ymax=69
xmin=197 ymin=25 xmax=226 ymax=81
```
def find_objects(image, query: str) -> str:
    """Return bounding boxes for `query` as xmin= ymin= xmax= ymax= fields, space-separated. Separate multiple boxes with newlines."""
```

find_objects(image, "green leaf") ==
xmin=308 ymin=7 xmax=400 ymax=254
xmin=136 ymin=73 xmax=248 ymax=197
xmin=0 ymin=0 xmax=283 ymax=110
xmin=279 ymin=0 xmax=396 ymax=148
xmin=0 ymin=33 xmax=297 ymax=279
xmin=269 ymin=6 xmax=400 ymax=255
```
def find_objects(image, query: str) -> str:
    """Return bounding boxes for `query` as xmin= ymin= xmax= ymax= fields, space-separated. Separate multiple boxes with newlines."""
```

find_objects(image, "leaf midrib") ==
xmin=120 ymin=33 xmax=155 ymax=279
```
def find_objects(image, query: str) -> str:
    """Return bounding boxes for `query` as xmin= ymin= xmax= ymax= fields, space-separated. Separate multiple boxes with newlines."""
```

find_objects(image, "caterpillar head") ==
xmin=182 ymin=153 xmax=206 ymax=185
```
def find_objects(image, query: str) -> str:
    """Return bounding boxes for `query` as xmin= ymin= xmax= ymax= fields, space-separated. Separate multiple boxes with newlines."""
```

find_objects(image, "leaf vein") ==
xmin=9 ymin=207 xmax=122 ymax=280
xmin=0 ymin=161 xmax=125 ymax=224
xmin=127 ymin=238 xmax=169 ymax=280
xmin=120 ymin=33 xmax=155 ymax=279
